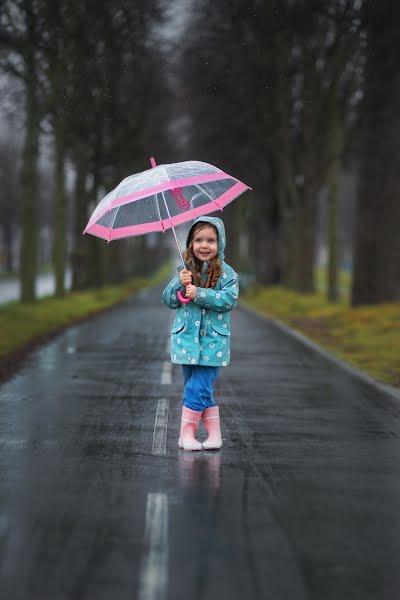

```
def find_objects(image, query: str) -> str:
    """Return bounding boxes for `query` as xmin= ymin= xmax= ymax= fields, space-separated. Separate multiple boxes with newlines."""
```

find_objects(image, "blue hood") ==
xmin=186 ymin=216 xmax=226 ymax=261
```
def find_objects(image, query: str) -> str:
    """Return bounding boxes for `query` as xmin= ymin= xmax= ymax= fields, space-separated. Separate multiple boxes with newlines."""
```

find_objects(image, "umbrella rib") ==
xmin=154 ymin=193 xmax=164 ymax=230
xmin=105 ymin=177 xmax=126 ymax=241
xmin=194 ymin=184 xmax=223 ymax=210
xmin=161 ymin=190 xmax=185 ymax=267
xmin=156 ymin=166 xmax=169 ymax=229
xmin=108 ymin=205 xmax=120 ymax=241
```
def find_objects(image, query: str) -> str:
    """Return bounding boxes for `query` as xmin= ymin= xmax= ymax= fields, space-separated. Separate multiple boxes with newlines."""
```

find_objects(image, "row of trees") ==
xmin=0 ymin=0 xmax=168 ymax=301
xmin=0 ymin=0 xmax=399 ymax=306
xmin=179 ymin=0 xmax=400 ymax=306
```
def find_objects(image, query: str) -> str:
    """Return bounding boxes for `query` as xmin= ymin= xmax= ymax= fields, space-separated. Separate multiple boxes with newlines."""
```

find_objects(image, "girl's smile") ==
xmin=192 ymin=226 xmax=218 ymax=262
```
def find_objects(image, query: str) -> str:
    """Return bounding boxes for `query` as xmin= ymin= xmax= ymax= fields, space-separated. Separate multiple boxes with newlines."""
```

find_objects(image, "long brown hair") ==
xmin=183 ymin=222 xmax=222 ymax=289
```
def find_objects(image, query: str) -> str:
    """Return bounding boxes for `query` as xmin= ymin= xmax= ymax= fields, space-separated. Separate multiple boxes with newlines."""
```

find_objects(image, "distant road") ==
xmin=0 ymin=269 xmax=72 ymax=305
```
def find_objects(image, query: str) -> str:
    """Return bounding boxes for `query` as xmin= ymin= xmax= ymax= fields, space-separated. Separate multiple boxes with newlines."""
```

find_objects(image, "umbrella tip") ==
xmin=150 ymin=157 xmax=156 ymax=168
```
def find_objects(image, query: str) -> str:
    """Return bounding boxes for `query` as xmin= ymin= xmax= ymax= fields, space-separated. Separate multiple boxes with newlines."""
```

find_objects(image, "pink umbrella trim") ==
xmin=84 ymin=181 xmax=248 ymax=240
xmin=85 ymin=171 xmax=247 ymax=229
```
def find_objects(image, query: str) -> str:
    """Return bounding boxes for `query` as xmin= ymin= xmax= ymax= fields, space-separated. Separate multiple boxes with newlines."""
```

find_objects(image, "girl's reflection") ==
xmin=177 ymin=451 xmax=221 ymax=497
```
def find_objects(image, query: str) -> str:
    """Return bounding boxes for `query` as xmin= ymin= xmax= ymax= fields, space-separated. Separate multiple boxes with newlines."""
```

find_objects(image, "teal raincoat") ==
xmin=162 ymin=216 xmax=239 ymax=367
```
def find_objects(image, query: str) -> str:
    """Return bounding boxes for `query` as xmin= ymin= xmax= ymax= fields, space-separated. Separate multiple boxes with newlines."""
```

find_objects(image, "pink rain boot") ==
xmin=202 ymin=406 xmax=222 ymax=450
xmin=178 ymin=407 xmax=203 ymax=451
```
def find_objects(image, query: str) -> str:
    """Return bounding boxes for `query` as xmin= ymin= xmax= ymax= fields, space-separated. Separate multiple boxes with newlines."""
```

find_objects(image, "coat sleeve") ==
xmin=162 ymin=274 xmax=184 ymax=309
xmin=193 ymin=270 xmax=239 ymax=313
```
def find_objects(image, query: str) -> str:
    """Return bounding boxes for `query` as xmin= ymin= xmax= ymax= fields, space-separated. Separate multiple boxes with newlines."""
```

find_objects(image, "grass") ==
xmin=315 ymin=266 xmax=352 ymax=303
xmin=241 ymin=270 xmax=400 ymax=389
xmin=0 ymin=262 xmax=171 ymax=361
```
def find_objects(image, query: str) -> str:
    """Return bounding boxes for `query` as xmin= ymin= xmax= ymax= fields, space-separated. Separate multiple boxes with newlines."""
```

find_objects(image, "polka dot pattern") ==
xmin=161 ymin=230 xmax=239 ymax=366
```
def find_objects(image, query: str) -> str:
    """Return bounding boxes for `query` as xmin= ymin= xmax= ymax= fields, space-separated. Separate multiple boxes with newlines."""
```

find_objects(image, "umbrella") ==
xmin=83 ymin=158 xmax=251 ymax=303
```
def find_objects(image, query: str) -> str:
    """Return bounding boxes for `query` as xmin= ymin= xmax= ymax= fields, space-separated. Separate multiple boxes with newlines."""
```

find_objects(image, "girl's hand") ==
xmin=185 ymin=284 xmax=197 ymax=300
xmin=179 ymin=269 xmax=192 ymax=286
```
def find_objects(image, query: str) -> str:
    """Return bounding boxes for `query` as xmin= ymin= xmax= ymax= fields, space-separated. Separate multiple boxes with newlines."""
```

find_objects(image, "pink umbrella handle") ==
xmin=177 ymin=290 xmax=192 ymax=304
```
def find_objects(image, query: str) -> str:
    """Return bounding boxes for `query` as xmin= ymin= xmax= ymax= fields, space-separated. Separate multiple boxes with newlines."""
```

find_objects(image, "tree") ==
xmin=351 ymin=0 xmax=400 ymax=305
xmin=0 ymin=0 xmax=42 ymax=301
xmin=0 ymin=138 xmax=21 ymax=272
xmin=34 ymin=0 xmax=168 ymax=291
xmin=178 ymin=0 xmax=363 ymax=295
xmin=40 ymin=1 xmax=69 ymax=297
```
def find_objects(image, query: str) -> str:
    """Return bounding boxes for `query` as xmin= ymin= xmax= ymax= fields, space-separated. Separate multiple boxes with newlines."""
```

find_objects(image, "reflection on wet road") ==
xmin=1 ymin=283 xmax=400 ymax=599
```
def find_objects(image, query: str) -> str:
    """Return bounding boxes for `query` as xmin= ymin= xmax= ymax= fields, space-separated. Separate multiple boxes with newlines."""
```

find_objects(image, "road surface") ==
xmin=0 ymin=283 xmax=399 ymax=599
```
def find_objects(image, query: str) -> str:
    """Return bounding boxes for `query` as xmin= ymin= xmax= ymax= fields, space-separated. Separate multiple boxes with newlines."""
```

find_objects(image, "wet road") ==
xmin=1 ymin=283 xmax=400 ymax=600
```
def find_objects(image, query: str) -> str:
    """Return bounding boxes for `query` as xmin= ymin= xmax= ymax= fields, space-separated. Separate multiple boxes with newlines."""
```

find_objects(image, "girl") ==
xmin=162 ymin=216 xmax=239 ymax=451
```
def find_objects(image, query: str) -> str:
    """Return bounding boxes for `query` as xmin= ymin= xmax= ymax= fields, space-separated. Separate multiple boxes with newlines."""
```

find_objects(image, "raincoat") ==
xmin=162 ymin=216 xmax=239 ymax=367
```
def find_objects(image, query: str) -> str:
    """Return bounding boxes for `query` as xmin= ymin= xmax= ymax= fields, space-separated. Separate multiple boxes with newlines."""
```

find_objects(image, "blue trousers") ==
xmin=182 ymin=365 xmax=221 ymax=412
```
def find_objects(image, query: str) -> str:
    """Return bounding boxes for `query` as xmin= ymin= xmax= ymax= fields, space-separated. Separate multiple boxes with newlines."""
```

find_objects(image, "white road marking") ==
xmin=152 ymin=399 xmax=169 ymax=456
xmin=160 ymin=361 xmax=172 ymax=385
xmin=138 ymin=493 xmax=169 ymax=600
xmin=165 ymin=339 xmax=170 ymax=354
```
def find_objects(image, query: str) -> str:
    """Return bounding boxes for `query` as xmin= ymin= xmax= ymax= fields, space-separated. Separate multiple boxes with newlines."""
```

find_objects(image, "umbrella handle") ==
xmin=177 ymin=290 xmax=192 ymax=304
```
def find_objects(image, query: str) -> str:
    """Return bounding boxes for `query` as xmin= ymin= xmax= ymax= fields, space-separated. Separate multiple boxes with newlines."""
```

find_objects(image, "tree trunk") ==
xmin=271 ymin=30 xmax=293 ymax=287
xmin=325 ymin=90 xmax=342 ymax=303
xmin=2 ymin=224 xmax=14 ymax=273
xmin=223 ymin=201 xmax=252 ymax=273
xmin=291 ymin=191 xmax=317 ymax=293
xmin=86 ymin=237 xmax=105 ymax=288
xmin=19 ymin=45 xmax=39 ymax=303
xmin=327 ymin=176 xmax=339 ymax=302
xmin=86 ymin=180 xmax=105 ymax=289
xmin=352 ymin=1 xmax=400 ymax=306
xmin=281 ymin=214 xmax=296 ymax=288
xmin=53 ymin=117 xmax=66 ymax=297
xmin=248 ymin=190 xmax=282 ymax=286
xmin=71 ymin=145 xmax=90 ymax=291
xmin=288 ymin=41 xmax=323 ymax=295
xmin=119 ymin=238 xmax=140 ymax=280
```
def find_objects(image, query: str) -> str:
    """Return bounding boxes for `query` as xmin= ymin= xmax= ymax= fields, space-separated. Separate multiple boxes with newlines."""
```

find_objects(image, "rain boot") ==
xmin=202 ymin=406 xmax=222 ymax=450
xmin=178 ymin=407 xmax=203 ymax=451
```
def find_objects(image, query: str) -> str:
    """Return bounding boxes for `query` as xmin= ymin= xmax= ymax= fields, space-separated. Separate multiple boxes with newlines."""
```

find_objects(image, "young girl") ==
xmin=162 ymin=216 xmax=239 ymax=451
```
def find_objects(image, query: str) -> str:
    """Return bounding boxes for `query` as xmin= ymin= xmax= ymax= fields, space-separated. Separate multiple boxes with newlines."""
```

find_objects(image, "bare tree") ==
xmin=178 ymin=0 xmax=364 ymax=295
xmin=0 ymin=0 xmax=43 ymax=301
xmin=0 ymin=138 xmax=21 ymax=272
xmin=352 ymin=0 xmax=400 ymax=305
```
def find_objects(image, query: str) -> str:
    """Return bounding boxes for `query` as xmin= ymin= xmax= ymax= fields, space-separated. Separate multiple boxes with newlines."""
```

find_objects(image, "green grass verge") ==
xmin=0 ymin=262 xmax=171 ymax=360
xmin=315 ymin=266 xmax=352 ymax=303
xmin=241 ymin=285 xmax=400 ymax=389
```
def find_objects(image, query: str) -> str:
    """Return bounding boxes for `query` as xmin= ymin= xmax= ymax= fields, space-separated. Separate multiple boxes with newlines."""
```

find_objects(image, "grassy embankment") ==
xmin=241 ymin=267 xmax=400 ymax=388
xmin=0 ymin=263 xmax=171 ymax=361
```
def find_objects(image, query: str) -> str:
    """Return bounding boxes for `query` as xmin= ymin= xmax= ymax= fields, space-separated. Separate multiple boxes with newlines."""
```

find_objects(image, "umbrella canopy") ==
xmin=83 ymin=158 xmax=251 ymax=242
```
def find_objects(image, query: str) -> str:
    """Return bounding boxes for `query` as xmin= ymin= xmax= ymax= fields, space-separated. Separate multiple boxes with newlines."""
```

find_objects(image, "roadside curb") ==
xmin=239 ymin=300 xmax=400 ymax=403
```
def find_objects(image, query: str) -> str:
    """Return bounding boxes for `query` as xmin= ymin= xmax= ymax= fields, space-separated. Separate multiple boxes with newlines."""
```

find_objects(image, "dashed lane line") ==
xmin=152 ymin=399 xmax=169 ymax=456
xmin=138 ymin=493 xmax=169 ymax=600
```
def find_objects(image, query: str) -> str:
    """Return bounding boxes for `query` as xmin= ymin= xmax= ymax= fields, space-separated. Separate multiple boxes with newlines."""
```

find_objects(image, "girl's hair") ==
xmin=183 ymin=222 xmax=222 ymax=289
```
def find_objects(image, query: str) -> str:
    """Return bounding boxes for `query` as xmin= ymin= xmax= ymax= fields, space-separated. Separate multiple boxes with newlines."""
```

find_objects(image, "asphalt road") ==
xmin=1 ymin=283 xmax=400 ymax=600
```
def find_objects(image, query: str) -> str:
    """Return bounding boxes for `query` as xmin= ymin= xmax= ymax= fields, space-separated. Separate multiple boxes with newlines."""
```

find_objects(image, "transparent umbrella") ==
xmin=84 ymin=157 xmax=251 ymax=302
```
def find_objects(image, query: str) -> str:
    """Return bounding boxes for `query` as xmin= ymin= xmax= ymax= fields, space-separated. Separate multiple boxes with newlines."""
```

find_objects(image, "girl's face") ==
xmin=192 ymin=225 xmax=218 ymax=262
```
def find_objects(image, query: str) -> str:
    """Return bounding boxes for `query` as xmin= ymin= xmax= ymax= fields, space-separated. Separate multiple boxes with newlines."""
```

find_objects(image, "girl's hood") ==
xmin=186 ymin=216 xmax=226 ymax=260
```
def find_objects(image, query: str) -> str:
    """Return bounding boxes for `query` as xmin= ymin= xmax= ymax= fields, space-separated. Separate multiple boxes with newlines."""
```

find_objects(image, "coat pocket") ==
xmin=211 ymin=323 xmax=230 ymax=337
xmin=171 ymin=321 xmax=185 ymax=334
